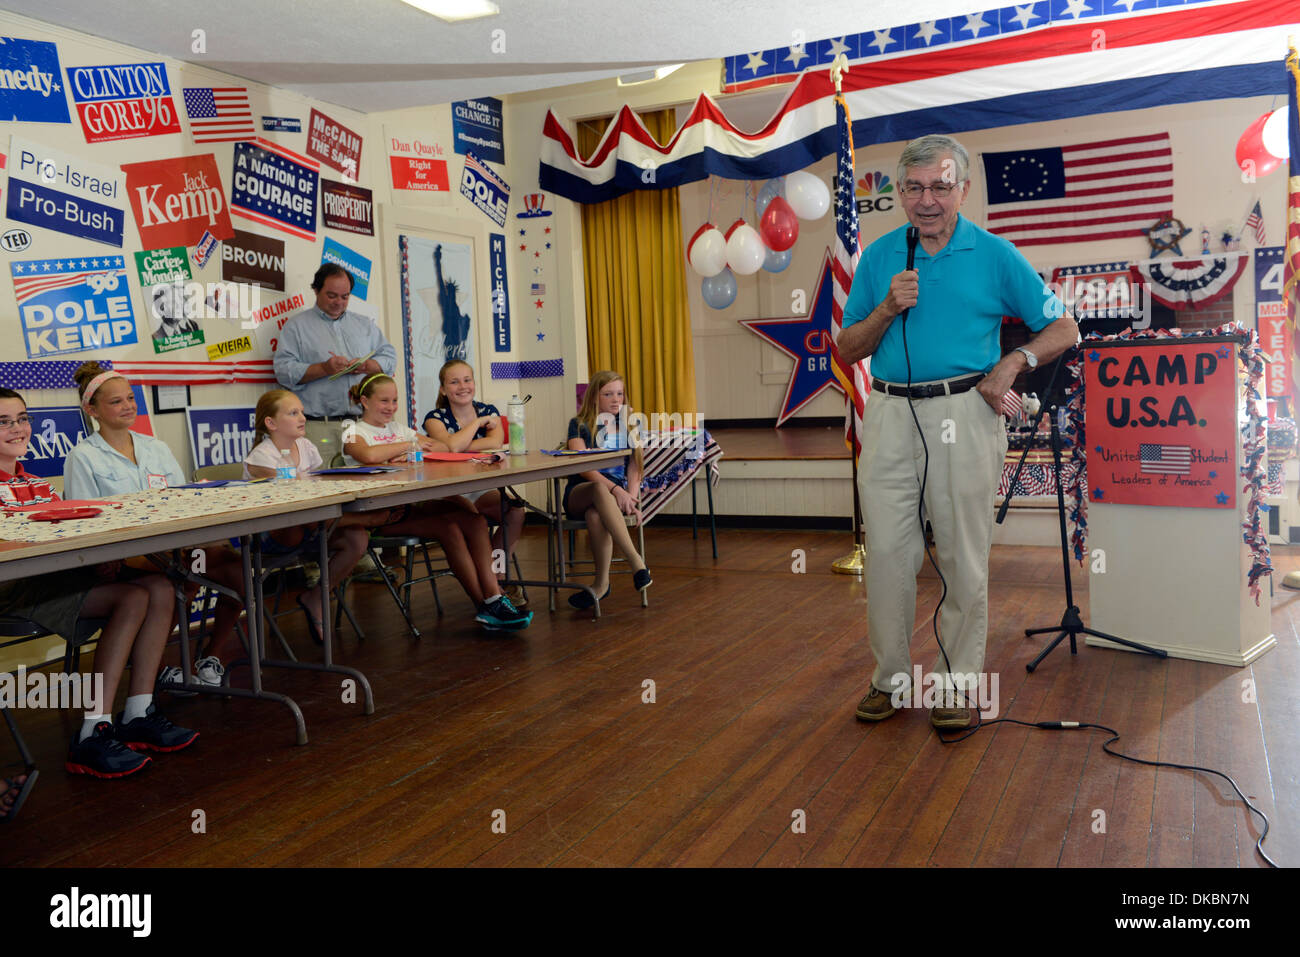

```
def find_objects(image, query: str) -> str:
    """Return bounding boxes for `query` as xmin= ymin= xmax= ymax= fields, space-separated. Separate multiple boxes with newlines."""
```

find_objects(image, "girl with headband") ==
xmin=344 ymin=373 xmax=532 ymax=632
xmin=422 ymin=359 xmax=527 ymax=608
xmin=0 ymin=387 xmax=198 ymax=781
xmin=64 ymin=362 xmax=186 ymax=499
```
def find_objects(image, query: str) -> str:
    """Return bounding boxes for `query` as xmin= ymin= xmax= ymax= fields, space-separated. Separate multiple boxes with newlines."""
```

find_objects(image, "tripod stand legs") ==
xmin=1024 ymin=605 xmax=1168 ymax=673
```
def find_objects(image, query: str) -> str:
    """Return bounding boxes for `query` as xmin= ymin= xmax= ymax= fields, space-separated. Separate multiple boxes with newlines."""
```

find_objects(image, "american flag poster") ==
xmin=982 ymin=133 xmax=1173 ymax=247
xmin=1083 ymin=338 xmax=1237 ymax=510
xmin=182 ymin=87 xmax=255 ymax=143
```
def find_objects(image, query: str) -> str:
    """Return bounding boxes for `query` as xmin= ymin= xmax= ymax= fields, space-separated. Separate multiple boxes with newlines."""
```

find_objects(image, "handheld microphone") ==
xmin=900 ymin=225 xmax=919 ymax=323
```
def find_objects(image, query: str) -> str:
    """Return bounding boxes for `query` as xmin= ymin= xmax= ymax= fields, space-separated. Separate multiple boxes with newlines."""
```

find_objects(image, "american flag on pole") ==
xmin=1287 ymin=44 xmax=1300 ymax=397
xmin=182 ymin=87 xmax=255 ymax=143
xmin=981 ymin=133 xmax=1173 ymax=247
xmin=1140 ymin=442 xmax=1191 ymax=475
xmin=829 ymin=92 xmax=866 ymax=458
xmin=1245 ymin=200 xmax=1267 ymax=245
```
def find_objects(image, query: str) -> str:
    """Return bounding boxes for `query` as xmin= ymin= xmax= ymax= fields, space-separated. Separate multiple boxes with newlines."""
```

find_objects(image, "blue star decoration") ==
xmin=1215 ymin=491 xmax=1229 ymax=505
xmin=738 ymin=251 xmax=843 ymax=425
xmin=1208 ymin=471 xmax=1216 ymax=479
xmin=1092 ymin=487 xmax=1105 ymax=500
xmin=1095 ymin=445 xmax=1103 ymax=453
xmin=1087 ymin=350 xmax=1101 ymax=362
xmin=1215 ymin=346 xmax=1232 ymax=360
xmin=536 ymin=332 xmax=545 ymax=341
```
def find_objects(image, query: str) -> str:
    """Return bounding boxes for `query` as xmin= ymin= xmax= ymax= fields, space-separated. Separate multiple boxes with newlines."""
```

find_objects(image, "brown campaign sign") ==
xmin=221 ymin=228 xmax=285 ymax=290
xmin=1084 ymin=337 xmax=1239 ymax=509
xmin=120 ymin=154 xmax=234 ymax=249
xmin=321 ymin=179 xmax=374 ymax=235
xmin=306 ymin=108 xmax=361 ymax=180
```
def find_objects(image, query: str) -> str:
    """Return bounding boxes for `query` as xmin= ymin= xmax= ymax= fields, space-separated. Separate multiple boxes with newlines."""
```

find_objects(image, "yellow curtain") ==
xmin=578 ymin=110 xmax=697 ymax=419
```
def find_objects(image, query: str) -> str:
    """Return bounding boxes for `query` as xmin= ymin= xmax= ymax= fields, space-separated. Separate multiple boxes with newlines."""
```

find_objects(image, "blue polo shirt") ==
xmin=842 ymin=215 xmax=1063 ymax=383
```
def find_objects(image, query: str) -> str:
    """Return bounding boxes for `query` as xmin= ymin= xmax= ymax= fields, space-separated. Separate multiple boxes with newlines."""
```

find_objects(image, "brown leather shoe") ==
xmin=855 ymin=687 xmax=896 ymax=722
xmin=930 ymin=703 xmax=972 ymax=730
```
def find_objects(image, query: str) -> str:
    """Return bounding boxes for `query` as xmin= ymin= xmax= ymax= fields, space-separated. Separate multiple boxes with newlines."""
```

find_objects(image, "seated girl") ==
xmin=64 ymin=362 xmax=185 ymax=499
xmin=190 ymin=389 xmax=374 ymax=669
xmin=345 ymin=374 xmax=531 ymax=632
xmin=422 ymin=359 xmax=526 ymax=607
xmin=562 ymin=370 xmax=652 ymax=609
xmin=0 ymin=388 xmax=197 ymax=779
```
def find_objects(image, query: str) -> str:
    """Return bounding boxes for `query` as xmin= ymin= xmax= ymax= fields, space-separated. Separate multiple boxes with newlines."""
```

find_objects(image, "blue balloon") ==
xmin=755 ymin=177 xmax=785 ymax=219
xmin=701 ymin=267 xmax=738 ymax=309
xmin=762 ymin=245 xmax=792 ymax=273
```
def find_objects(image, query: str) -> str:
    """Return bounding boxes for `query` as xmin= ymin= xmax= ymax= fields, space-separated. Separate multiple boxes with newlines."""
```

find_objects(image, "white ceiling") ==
xmin=1 ymin=0 xmax=990 ymax=112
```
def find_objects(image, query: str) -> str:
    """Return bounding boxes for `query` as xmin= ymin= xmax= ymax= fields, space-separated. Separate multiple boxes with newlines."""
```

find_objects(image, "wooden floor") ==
xmin=2 ymin=527 xmax=1296 ymax=868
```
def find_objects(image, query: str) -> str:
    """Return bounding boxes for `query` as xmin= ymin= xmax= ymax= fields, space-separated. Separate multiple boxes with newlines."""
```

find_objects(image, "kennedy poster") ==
xmin=400 ymin=234 xmax=475 ymax=430
xmin=1084 ymin=338 xmax=1238 ymax=509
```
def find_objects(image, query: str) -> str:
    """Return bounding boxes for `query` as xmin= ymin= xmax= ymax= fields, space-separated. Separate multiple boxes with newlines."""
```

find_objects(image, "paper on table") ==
xmin=327 ymin=350 xmax=377 ymax=380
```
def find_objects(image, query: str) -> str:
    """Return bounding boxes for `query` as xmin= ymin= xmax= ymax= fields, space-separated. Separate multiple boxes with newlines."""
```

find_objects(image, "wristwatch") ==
xmin=1014 ymin=346 xmax=1039 ymax=369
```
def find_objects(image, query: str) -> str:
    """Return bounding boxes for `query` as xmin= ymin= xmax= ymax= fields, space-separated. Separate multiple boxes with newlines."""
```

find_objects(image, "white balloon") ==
xmin=725 ymin=221 xmax=765 ymax=276
xmin=1262 ymin=106 xmax=1290 ymax=160
xmin=785 ymin=170 xmax=830 ymax=220
xmin=688 ymin=226 xmax=728 ymax=277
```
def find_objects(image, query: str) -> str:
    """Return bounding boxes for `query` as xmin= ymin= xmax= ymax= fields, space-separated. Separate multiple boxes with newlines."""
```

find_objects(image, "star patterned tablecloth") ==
xmin=0 ymin=477 xmax=413 ymax=545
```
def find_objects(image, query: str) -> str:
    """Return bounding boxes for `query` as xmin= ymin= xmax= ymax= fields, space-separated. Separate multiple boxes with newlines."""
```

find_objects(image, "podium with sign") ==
xmin=1084 ymin=335 xmax=1273 ymax=665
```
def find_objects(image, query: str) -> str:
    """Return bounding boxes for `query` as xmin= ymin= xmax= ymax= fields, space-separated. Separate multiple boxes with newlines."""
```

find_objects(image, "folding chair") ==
xmin=336 ymin=533 xmax=454 ymax=640
xmin=542 ymin=478 xmax=648 ymax=614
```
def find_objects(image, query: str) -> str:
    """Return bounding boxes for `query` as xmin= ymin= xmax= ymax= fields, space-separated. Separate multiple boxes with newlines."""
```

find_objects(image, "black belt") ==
xmin=305 ymin=414 xmax=348 ymax=422
xmin=871 ymin=373 xmax=984 ymax=399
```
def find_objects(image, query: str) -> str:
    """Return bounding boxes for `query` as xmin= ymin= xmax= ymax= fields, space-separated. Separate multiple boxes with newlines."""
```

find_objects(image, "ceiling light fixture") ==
xmin=399 ymin=0 xmax=500 ymax=23
xmin=617 ymin=64 xmax=685 ymax=87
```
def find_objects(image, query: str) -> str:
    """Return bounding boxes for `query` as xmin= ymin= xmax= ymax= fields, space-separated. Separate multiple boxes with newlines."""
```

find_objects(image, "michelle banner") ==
xmin=1084 ymin=336 xmax=1239 ymax=509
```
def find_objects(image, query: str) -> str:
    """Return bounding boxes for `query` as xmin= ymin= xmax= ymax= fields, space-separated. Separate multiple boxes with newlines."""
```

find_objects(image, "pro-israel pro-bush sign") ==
xmin=185 ymin=405 xmax=256 ymax=472
xmin=11 ymin=255 xmax=139 ymax=358
xmin=6 ymin=136 xmax=125 ymax=246
xmin=0 ymin=37 xmax=71 ymax=124
xmin=65 ymin=61 xmax=181 ymax=142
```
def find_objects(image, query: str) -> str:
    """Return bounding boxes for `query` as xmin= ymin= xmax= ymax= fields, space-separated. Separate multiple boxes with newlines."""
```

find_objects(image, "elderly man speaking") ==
xmin=837 ymin=134 xmax=1077 ymax=731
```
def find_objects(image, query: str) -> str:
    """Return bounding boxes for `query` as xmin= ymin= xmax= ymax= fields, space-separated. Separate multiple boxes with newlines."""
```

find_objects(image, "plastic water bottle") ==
xmin=409 ymin=434 xmax=423 ymax=463
xmin=508 ymin=395 xmax=527 ymax=454
xmin=275 ymin=449 xmax=297 ymax=481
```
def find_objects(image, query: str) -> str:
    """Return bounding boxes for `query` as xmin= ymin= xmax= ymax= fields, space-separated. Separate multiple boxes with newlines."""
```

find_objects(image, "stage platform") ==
xmin=646 ymin=425 xmax=1067 ymax=545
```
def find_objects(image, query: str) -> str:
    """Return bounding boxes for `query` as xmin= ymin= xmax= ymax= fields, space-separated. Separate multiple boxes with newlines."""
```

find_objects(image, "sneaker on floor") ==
xmin=66 ymin=722 xmax=152 ymax=779
xmin=301 ymin=561 xmax=321 ymax=589
xmin=194 ymin=656 xmax=226 ymax=688
xmin=502 ymin=583 xmax=529 ymax=610
xmin=475 ymin=595 xmax=533 ymax=631
xmin=157 ymin=665 xmax=195 ymax=698
xmin=855 ymin=686 xmax=897 ymax=722
xmin=353 ymin=553 xmax=395 ymax=584
xmin=115 ymin=705 xmax=199 ymax=753
xmin=633 ymin=568 xmax=652 ymax=591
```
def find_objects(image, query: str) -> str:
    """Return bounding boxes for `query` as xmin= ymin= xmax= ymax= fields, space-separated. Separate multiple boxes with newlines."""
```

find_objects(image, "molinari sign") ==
xmin=120 ymin=153 xmax=233 ymax=249
xmin=65 ymin=61 xmax=181 ymax=142
xmin=6 ymin=136 xmax=125 ymax=246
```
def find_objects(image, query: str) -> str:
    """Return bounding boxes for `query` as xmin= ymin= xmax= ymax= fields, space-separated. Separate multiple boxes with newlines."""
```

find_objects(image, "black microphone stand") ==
xmin=997 ymin=345 xmax=1167 ymax=672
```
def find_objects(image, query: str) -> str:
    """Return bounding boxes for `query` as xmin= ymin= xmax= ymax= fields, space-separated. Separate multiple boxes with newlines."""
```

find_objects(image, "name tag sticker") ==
xmin=147 ymin=473 xmax=168 ymax=489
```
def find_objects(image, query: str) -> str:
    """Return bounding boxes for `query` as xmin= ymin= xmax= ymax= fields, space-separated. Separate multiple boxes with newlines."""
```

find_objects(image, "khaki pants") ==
xmin=305 ymin=418 xmax=345 ymax=467
xmin=858 ymin=383 xmax=1008 ymax=694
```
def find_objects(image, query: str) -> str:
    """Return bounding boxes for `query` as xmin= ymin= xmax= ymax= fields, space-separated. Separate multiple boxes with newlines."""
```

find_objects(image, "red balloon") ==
xmin=759 ymin=196 xmax=799 ymax=252
xmin=1236 ymin=112 xmax=1283 ymax=178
